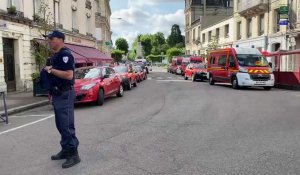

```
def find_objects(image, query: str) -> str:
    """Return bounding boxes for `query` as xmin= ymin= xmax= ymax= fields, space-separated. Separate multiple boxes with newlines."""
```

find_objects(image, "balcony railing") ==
xmin=238 ymin=0 xmax=268 ymax=17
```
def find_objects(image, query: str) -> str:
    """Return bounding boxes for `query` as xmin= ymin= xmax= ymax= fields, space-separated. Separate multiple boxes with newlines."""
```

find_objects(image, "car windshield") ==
xmin=237 ymin=54 xmax=269 ymax=67
xmin=177 ymin=60 xmax=182 ymax=65
xmin=75 ymin=68 xmax=101 ymax=79
xmin=135 ymin=67 xmax=141 ymax=71
xmin=193 ymin=64 xmax=206 ymax=69
xmin=114 ymin=66 xmax=128 ymax=73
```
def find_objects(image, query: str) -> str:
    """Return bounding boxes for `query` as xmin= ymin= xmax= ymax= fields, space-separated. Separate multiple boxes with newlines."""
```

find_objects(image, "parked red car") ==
xmin=180 ymin=56 xmax=204 ymax=76
xmin=170 ymin=57 xmax=183 ymax=74
xmin=134 ymin=65 xmax=147 ymax=82
xmin=74 ymin=66 xmax=124 ymax=106
xmin=113 ymin=65 xmax=138 ymax=90
xmin=184 ymin=63 xmax=208 ymax=82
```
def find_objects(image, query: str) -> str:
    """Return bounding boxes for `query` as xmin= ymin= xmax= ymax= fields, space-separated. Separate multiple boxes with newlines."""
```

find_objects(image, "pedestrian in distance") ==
xmin=43 ymin=30 xmax=81 ymax=169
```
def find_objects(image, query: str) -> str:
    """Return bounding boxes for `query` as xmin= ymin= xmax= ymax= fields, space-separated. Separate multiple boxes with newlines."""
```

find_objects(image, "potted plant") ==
xmin=31 ymin=40 xmax=51 ymax=96
xmin=33 ymin=13 xmax=41 ymax=22
xmin=7 ymin=5 xmax=16 ymax=15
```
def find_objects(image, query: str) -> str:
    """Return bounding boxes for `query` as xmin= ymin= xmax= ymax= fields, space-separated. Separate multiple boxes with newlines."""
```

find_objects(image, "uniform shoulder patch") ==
xmin=63 ymin=56 xmax=69 ymax=63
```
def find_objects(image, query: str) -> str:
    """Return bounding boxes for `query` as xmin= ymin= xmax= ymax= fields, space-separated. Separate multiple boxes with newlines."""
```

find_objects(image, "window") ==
xmin=229 ymin=56 xmax=235 ymax=68
xmin=85 ymin=0 xmax=92 ymax=9
xmin=216 ymin=28 xmax=220 ymax=39
xmin=218 ymin=56 xmax=227 ymax=66
xmin=210 ymin=57 xmax=216 ymax=64
xmin=8 ymin=0 xmax=21 ymax=10
xmin=274 ymin=9 xmax=280 ymax=33
xmin=259 ymin=14 xmax=265 ymax=35
xmin=208 ymin=31 xmax=212 ymax=42
xmin=86 ymin=16 xmax=92 ymax=34
xmin=198 ymin=26 xmax=201 ymax=40
xmin=72 ymin=9 xmax=77 ymax=30
xmin=33 ymin=0 xmax=41 ymax=15
xmin=225 ymin=24 xmax=229 ymax=38
xmin=54 ymin=1 xmax=60 ymax=24
xmin=237 ymin=21 xmax=242 ymax=40
xmin=247 ymin=18 xmax=252 ymax=38
xmin=298 ymin=2 xmax=300 ymax=22
xmin=202 ymin=33 xmax=205 ymax=43
xmin=95 ymin=0 xmax=101 ymax=13
xmin=193 ymin=29 xmax=196 ymax=41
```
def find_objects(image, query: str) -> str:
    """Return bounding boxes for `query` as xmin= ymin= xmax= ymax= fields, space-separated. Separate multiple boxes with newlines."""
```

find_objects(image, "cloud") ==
xmin=111 ymin=0 xmax=185 ymax=48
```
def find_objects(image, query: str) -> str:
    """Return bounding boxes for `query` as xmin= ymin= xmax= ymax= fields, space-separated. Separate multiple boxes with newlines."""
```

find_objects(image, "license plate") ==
xmin=255 ymin=81 xmax=266 ymax=85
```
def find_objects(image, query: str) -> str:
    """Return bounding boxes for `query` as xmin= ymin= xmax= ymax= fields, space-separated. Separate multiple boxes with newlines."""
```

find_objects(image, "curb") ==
xmin=0 ymin=100 xmax=50 ymax=116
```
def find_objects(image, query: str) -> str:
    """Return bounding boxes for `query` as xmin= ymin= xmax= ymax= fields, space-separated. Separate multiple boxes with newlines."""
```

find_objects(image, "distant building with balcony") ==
xmin=95 ymin=0 xmax=112 ymax=56
xmin=185 ymin=0 xmax=233 ymax=56
xmin=233 ymin=0 xmax=300 ymax=72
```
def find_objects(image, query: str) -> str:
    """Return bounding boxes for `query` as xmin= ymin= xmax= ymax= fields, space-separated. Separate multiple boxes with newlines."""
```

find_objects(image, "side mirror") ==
xmin=103 ymin=74 xmax=109 ymax=79
xmin=269 ymin=62 xmax=273 ymax=68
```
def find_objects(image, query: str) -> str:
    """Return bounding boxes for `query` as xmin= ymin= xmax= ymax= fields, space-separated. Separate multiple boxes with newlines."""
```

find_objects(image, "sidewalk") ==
xmin=0 ymin=92 xmax=49 ymax=115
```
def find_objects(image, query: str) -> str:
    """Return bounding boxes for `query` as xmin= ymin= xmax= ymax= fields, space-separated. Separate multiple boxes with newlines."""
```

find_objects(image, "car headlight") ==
xmin=81 ymin=83 xmax=96 ymax=91
xmin=239 ymin=66 xmax=248 ymax=73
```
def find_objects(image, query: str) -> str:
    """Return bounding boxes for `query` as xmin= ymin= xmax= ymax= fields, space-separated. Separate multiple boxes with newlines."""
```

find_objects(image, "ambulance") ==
xmin=207 ymin=48 xmax=274 ymax=90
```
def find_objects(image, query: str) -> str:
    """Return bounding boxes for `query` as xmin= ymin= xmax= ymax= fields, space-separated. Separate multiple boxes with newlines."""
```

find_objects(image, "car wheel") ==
xmin=263 ymin=87 xmax=272 ymax=90
xmin=133 ymin=79 xmax=138 ymax=87
xmin=96 ymin=89 xmax=104 ymax=106
xmin=192 ymin=74 xmax=196 ymax=82
xmin=232 ymin=76 xmax=240 ymax=89
xmin=116 ymin=85 xmax=124 ymax=97
xmin=127 ymin=80 xmax=132 ymax=90
xmin=209 ymin=75 xmax=215 ymax=85
xmin=184 ymin=74 xmax=188 ymax=80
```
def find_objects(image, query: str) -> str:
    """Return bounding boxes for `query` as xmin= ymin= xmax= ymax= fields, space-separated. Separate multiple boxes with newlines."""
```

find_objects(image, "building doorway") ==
xmin=3 ymin=38 xmax=16 ymax=92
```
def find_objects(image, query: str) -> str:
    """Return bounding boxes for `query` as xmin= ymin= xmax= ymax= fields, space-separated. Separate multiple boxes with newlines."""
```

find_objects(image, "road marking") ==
xmin=0 ymin=115 xmax=54 ymax=136
xmin=147 ymin=77 xmax=152 ymax=80
xmin=157 ymin=80 xmax=192 ymax=82
xmin=156 ymin=77 xmax=163 ymax=80
xmin=9 ymin=114 xmax=53 ymax=118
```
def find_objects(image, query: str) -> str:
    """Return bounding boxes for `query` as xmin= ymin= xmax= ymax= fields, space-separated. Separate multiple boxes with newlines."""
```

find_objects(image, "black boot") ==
xmin=51 ymin=149 xmax=70 ymax=160
xmin=62 ymin=150 xmax=81 ymax=169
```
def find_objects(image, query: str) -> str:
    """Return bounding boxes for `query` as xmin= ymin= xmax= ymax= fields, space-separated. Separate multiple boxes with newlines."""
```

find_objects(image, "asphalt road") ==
xmin=1 ymin=67 xmax=300 ymax=175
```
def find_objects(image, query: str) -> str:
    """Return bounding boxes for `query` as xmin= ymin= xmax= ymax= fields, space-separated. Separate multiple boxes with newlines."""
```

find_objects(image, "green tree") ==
xmin=111 ymin=49 xmax=124 ymax=62
xmin=166 ymin=47 xmax=184 ymax=62
xmin=207 ymin=36 xmax=219 ymax=50
xmin=31 ymin=0 xmax=54 ymax=80
xmin=167 ymin=24 xmax=184 ymax=47
xmin=115 ymin=38 xmax=129 ymax=54
xmin=140 ymin=34 xmax=153 ymax=57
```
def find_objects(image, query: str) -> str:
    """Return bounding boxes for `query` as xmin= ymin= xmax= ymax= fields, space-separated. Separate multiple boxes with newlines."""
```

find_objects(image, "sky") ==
xmin=110 ymin=0 xmax=185 ymax=48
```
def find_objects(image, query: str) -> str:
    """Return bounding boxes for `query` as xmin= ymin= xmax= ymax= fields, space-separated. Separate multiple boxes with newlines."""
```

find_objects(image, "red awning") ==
xmin=34 ymin=39 xmax=112 ymax=64
xmin=64 ymin=43 xmax=113 ymax=64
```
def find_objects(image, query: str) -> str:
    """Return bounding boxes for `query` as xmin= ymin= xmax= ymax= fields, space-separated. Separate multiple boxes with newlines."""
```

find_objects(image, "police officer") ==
xmin=44 ymin=30 xmax=80 ymax=169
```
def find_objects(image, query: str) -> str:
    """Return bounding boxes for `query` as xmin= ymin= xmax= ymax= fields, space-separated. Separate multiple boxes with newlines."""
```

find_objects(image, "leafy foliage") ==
xmin=166 ymin=47 xmax=184 ymax=63
xmin=167 ymin=24 xmax=185 ymax=47
xmin=115 ymin=38 xmax=129 ymax=54
xmin=30 ymin=0 xmax=54 ymax=80
xmin=111 ymin=49 xmax=124 ymax=62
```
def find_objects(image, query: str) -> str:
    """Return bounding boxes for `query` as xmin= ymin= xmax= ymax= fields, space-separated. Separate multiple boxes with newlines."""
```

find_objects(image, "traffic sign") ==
xmin=279 ymin=6 xmax=289 ymax=14
xmin=279 ymin=19 xmax=289 ymax=26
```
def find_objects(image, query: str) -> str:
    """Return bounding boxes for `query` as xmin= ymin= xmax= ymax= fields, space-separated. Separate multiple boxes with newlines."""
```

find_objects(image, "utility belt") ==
xmin=50 ymin=85 xmax=74 ymax=95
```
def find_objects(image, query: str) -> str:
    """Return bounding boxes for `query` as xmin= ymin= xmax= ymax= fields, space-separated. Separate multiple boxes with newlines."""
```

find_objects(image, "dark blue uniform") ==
xmin=50 ymin=47 xmax=79 ymax=151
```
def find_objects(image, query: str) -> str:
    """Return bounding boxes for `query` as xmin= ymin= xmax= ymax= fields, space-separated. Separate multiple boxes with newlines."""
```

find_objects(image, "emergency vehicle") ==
xmin=207 ymin=48 xmax=275 ymax=90
xmin=170 ymin=57 xmax=183 ymax=74
xmin=180 ymin=56 xmax=204 ymax=76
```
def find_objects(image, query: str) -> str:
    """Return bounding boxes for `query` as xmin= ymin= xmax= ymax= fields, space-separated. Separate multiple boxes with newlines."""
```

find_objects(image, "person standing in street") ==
xmin=43 ymin=30 xmax=81 ymax=169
